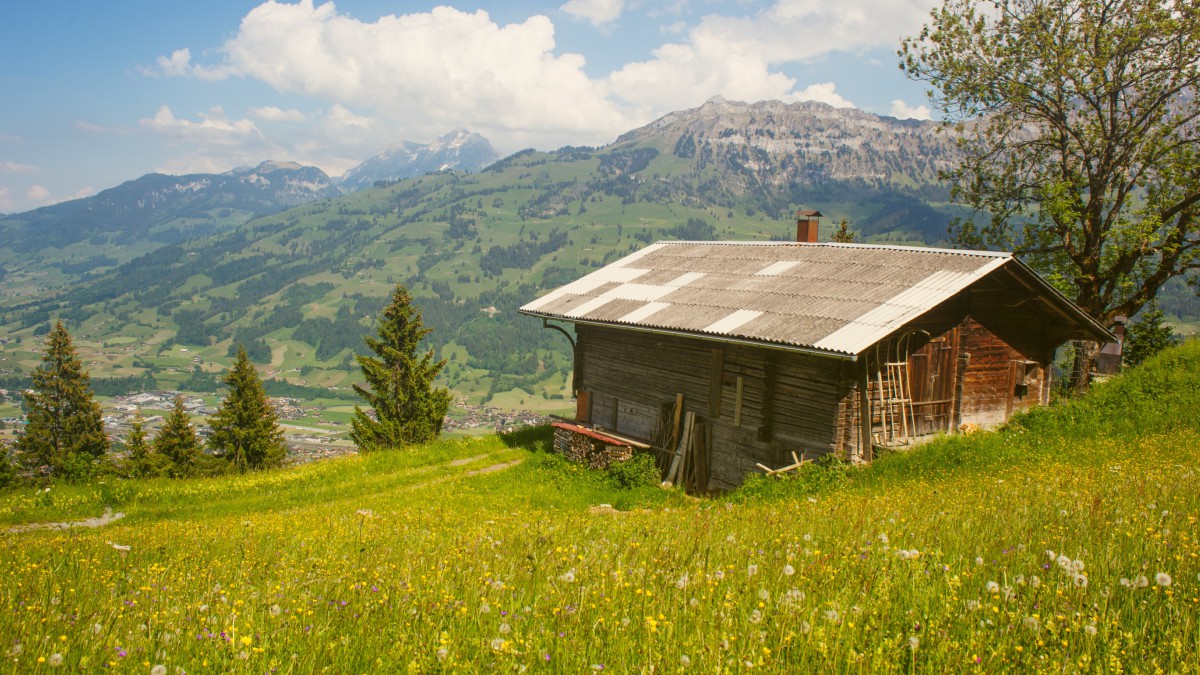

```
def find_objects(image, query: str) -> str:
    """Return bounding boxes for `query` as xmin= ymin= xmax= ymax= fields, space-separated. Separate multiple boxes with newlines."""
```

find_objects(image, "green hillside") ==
xmin=0 ymin=139 xmax=959 ymax=408
xmin=2 ymin=341 xmax=1197 ymax=671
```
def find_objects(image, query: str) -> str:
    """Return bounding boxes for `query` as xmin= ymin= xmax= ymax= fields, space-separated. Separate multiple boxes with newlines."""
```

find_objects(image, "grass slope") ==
xmin=1 ymin=342 xmax=1198 ymax=672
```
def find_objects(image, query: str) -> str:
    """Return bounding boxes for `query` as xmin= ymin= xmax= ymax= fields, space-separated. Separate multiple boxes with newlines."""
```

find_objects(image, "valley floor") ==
xmin=1 ymin=343 xmax=1199 ymax=671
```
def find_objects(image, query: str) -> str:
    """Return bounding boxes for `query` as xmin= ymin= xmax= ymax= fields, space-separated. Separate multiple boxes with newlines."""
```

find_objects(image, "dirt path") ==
xmin=403 ymin=458 xmax=523 ymax=492
xmin=7 ymin=507 xmax=126 ymax=534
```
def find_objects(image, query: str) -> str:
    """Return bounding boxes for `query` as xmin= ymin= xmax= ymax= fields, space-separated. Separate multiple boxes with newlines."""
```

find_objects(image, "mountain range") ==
xmin=8 ymin=97 xmax=1186 ymax=409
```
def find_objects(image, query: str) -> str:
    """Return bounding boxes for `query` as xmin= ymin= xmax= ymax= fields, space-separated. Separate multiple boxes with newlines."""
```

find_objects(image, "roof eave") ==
xmin=1002 ymin=258 xmax=1117 ymax=343
xmin=518 ymin=309 xmax=860 ymax=362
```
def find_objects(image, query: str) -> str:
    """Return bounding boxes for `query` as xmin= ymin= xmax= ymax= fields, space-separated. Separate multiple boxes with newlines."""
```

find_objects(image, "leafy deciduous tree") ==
xmin=207 ymin=344 xmax=286 ymax=471
xmin=352 ymin=285 xmax=452 ymax=450
xmin=901 ymin=0 xmax=1200 ymax=387
xmin=154 ymin=395 xmax=202 ymax=478
xmin=15 ymin=321 xmax=108 ymax=472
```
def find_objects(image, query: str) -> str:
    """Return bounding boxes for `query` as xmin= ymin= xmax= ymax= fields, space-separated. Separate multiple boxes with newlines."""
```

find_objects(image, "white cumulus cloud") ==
xmin=560 ymin=0 xmax=625 ymax=27
xmin=249 ymin=106 xmax=307 ymax=122
xmin=26 ymin=185 xmax=51 ymax=203
xmin=795 ymin=83 xmax=854 ymax=108
xmin=889 ymin=99 xmax=932 ymax=120
xmin=0 ymin=161 xmax=38 ymax=174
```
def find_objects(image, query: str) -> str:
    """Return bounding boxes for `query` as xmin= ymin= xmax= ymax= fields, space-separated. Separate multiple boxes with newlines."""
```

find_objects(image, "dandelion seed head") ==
xmin=436 ymin=647 xmax=448 ymax=661
xmin=1156 ymin=572 xmax=1172 ymax=587
xmin=48 ymin=654 xmax=63 ymax=667
xmin=151 ymin=666 xmax=167 ymax=675
xmin=783 ymin=564 xmax=795 ymax=576
xmin=986 ymin=581 xmax=1000 ymax=594
xmin=908 ymin=636 xmax=919 ymax=650
xmin=747 ymin=564 xmax=758 ymax=577
xmin=1085 ymin=625 xmax=1097 ymax=636
xmin=749 ymin=609 xmax=763 ymax=624
xmin=975 ymin=556 xmax=984 ymax=566
xmin=680 ymin=655 xmax=691 ymax=667
xmin=1073 ymin=574 xmax=1088 ymax=588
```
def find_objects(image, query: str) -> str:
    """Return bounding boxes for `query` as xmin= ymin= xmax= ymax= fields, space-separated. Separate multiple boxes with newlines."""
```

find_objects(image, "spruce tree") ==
xmin=352 ymin=285 xmax=452 ymax=451
xmin=1123 ymin=302 xmax=1176 ymax=368
xmin=207 ymin=345 xmax=286 ymax=471
xmin=154 ymin=396 xmax=202 ymax=478
xmin=15 ymin=321 xmax=108 ymax=472
xmin=124 ymin=413 xmax=152 ymax=478
xmin=0 ymin=445 xmax=17 ymax=489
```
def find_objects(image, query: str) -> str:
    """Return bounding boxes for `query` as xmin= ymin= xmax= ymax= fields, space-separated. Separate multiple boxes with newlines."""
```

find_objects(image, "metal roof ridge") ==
xmin=656 ymin=240 xmax=1013 ymax=258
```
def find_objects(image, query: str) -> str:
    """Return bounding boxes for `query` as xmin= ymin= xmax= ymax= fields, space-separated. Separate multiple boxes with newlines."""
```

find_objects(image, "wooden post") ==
xmin=858 ymin=359 xmax=872 ymax=462
xmin=693 ymin=418 xmax=709 ymax=493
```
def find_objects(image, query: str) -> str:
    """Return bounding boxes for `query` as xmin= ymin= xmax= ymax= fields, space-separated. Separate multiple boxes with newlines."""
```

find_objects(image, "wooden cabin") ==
xmin=519 ymin=236 xmax=1112 ymax=491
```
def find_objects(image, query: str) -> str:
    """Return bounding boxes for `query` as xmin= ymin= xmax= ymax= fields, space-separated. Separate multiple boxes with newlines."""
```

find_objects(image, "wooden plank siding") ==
xmin=575 ymin=325 xmax=856 ymax=490
xmin=573 ymin=308 xmax=1058 ymax=489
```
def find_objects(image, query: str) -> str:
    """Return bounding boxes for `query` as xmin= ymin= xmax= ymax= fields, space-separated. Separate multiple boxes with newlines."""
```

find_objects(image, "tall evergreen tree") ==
xmin=154 ymin=396 xmax=202 ymax=478
xmin=1123 ymin=302 xmax=1176 ymax=368
xmin=352 ymin=285 xmax=452 ymax=451
xmin=124 ymin=412 xmax=153 ymax=478
xmin=15 ymin=321 xmax=108 ymax=472
xmin=207 ymin=345 xmax=286 ymax=471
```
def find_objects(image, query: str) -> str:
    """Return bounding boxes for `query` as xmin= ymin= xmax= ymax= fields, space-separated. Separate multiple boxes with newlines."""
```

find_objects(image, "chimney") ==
xmin=796 ymin=209 xmax=822 ymax=243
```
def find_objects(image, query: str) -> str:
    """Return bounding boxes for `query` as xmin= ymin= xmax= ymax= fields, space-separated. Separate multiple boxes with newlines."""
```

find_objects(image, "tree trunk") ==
xmin=1068 ymin=340 xmax=1099 ymax=393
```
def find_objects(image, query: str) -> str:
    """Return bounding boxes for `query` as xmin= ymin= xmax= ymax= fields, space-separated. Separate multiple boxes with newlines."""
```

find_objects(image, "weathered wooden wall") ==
xmin=576 ymin=325 xmax=855 ymax=490
xmin=957 ymin=318 xmax=1047 ymax=427
xmin=573 ymin=302 xmax=1060 ymax=488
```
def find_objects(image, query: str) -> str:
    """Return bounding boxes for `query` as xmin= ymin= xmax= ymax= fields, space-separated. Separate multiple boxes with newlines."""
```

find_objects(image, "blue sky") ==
xmin=0 ymin=0 xmax=940 ymax=213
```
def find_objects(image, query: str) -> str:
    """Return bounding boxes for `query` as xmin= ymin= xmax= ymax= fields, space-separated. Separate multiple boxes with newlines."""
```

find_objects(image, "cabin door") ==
xmin=906 ymin=330 xmax=959 ymax=435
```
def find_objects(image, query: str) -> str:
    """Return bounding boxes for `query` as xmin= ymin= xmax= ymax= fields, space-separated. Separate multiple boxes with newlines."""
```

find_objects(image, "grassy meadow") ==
xmin=2 ymin=342 xmax=1199 ymax=672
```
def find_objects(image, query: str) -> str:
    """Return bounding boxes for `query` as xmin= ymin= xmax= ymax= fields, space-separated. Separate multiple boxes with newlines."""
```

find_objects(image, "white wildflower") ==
xmin=908 ymin=636 xmax=919 ymax=650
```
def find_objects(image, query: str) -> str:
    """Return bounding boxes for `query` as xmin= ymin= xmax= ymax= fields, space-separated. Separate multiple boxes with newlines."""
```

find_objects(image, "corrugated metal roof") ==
xmin=520 ymin=241 xmax=1108 ymax=357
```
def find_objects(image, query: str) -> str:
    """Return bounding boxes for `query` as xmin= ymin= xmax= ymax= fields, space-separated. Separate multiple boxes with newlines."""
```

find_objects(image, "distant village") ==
xmin=0 ymin=387 xmax=548 ymax=465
